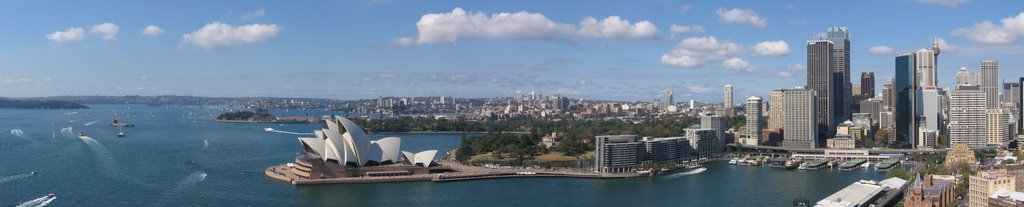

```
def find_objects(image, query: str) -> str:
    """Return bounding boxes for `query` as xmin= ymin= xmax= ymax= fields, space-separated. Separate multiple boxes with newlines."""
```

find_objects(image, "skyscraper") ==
xmin=982 ymin=60 xmax=1000 ymax=109
xmin=827 ymin=27 xmax=852 ymax=128
xmin=894 ymin=53 xmax=918 ymax=149
xmin=957 ymin=66 xmax=978 ymax=86
xmin=782 ymin=88 xmax=817 ymax=148
xmin=1003 ymin=82 xmax=1020 ymax=107
xmin=861 ymin=72 xmax=875 ymax=97
xmin=919 ymin=87 xmax=941 ymax=147
xmin=742 ymin=96 xmax=763 ymax=146
xmin=916 ymin=48 xmax=937 ymax=87
xmin=768 ymin=90 xmax=785 ymax=129
xmin=1019 ymin=77 xmax=1024 ymax=134
xmin=883 ymin=79 xmax=895 ymax=111
xmin=663 ymin=88 xmax=674 ymax=111
xmin=724 ymin=85 xmax=733 ymax=116
xmin=807 ymin=40 xmax=834 ymax=138
xmin=950 ymin=85 xmax=987 ymax=147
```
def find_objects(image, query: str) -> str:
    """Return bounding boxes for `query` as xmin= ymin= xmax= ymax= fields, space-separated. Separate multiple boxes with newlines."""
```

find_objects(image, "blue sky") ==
xmin=1 ymin=0 xmax=1023 ymax=103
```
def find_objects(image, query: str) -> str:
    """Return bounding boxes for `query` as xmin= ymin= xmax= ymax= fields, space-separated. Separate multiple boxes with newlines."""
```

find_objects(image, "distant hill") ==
xmin=0 ymin=99 xmax=88 ymax=109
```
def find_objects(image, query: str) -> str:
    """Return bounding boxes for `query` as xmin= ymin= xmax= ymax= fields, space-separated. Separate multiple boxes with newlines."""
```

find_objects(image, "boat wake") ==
xmin=661 ymin=167 xmax=707 ymax=179
xmin=15 ymin=195 xmax=55 ymax=207
xmin=59 ymin=127 xmax=73 ymax=135
xmin=10 ymin=129 xmax=25 ymax=136
xmin=0 ymin=172 xmax=33 ymax=185
xmin=83 ymin=120 xmax=99 ymax=126
xmin=203 ymin=139 xmax=209 ymax=148
xmin=177 ymin=171 xmax=208 ymax=189
xmin=263 ymin=128 xmax=313 ymax=135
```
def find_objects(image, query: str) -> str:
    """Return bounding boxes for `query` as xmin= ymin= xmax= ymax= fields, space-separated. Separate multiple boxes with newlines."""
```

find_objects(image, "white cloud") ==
xmin=387 ymin=37 xmax=415 ymax=47
xmin=241 ymin=9 xmax=265 ymax=20
xmin=684 ymin=86 xmax=713 ymax=94
xmin=670 ymin=24 xmax=704 ymax=33
xmin=45 ymin=27 xmax=85 ymax=42
xmin=181 ymin=22 xmax=281 ymax=48
xmin=951 ymin=12 xmax=1024 ymax=45
xmin=139 ymin=75 xmax=149 ymax=81
xmin=90 ymin=23 xmax=119 ymax=40
xmin=787 ymin=64 xmax=806 ymax=71
xmin=679 ymin=4 xmax=692 ymax=12
xmin=868 ymin=46 xmax=895 ymax=54
xmin=914 ymin=0 xmax=970 ymax=7
xmin=577 ymin=16 xmax=658 ymax=39
xmin=0 ymin=78 xmax=33 ymax=84
xmin=722 ymin=57 xmax=753 ymax=72
xmin=409 ymin=7 xmax=658 ymax=44
xmin=716 ymin=8 xmax=766 ymax=28
xmin=934 ymin=37 xmax=959 ymax=53
xmin=752 ymin=40 xmax=789 ymax=56
xmin=777 ymin=71 xmax=793 ymax=77
xmin=415 ymin=7 xmax=573 ymax=44
xmin=660 ymin=36 xmax=744 ymax=68
xmin=142 ymin=25 xmax=165 ymax=37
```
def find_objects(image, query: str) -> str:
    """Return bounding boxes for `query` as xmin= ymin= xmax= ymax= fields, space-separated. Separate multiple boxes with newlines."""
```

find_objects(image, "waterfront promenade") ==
xmin=265 ymin=160 xmax=646 ymax=185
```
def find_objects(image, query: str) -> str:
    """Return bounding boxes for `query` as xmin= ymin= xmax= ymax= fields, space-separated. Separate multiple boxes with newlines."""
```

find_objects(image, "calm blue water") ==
xmin=0 ymin=105 xmax=884 ymax=206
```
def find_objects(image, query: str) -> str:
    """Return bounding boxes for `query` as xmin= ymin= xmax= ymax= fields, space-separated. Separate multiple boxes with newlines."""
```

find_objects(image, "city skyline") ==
xmin=2 ymin=1 xmax=1024 ymax=103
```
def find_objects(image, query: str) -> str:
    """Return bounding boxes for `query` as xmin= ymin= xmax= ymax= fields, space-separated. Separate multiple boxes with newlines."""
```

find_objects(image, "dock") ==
xmin=799 ymin=159 xmax=829 ymax=170
xmin=875 ymin=158 xmax=901 ymax=171
xmin=839 ymin=159 xmax=867 ymax=171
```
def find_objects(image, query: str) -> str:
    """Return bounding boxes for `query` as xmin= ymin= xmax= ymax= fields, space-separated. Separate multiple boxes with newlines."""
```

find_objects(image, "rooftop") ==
xmin=815 ymin=181 xmax=887 ymax=207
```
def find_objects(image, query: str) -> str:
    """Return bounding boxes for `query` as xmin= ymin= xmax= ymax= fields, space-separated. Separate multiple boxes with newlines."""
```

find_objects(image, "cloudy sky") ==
xmin=1 ymin=0 xmax=1023 ymax=102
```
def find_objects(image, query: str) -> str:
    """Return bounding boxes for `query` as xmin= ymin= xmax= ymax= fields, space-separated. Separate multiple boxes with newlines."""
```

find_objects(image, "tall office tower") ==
xmin=884 ymin=79 xmax=895 ymax=111
xmin=665 ymin=88 xmax=674 ymax=111
xmin=987 ymin=109 xmax=1011 ymax=146
xmin=724 ymin=85 xmax=733 ymax=116
xmin=783 ymin=88 xmax=818 ymax=148
xmin=957 ymin=66 xmax=979 ymax=85
xmin=852 ymin=84 xmax=862 ymax=96
xmin=1003 ymin=82 xmax=1020 ymax=106
xmin=894 ymin=53 xmax=918 ymax=149
xmin=920 ymin=87 xmax=941 ymax=148
xmin=859 ymin=98 xmax=882 ymax=126
xmin=982 ymin=60 xmax=1000 ymax=109
xmin=807 ymin=40 xmax=834 ymax=137
xmin=916 ymin=48 xmax=939 ymax=87
xmin=701 ymin=115 xmax=726 ymax=146
xmin=1019 ymin=77 xmax=1024 ymax=134
xmin=950 ymin=85 xmax=987 ymax=147
xmin=768 ymin=90 xmax=786 ymax=129
xmin=861 ymin=72 xmax=875 ymax=97
xmin=742 ymin=96 xmax=763 ymax=146
xmin=827 ymin=27 xmax=852 ymax=128
xmin=689 ymin=100 xmax=695 ymax=110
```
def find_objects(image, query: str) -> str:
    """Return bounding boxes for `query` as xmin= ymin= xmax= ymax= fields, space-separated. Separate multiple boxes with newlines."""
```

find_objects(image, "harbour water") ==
xmin=0 ymin=105 xmax=883 ymax=206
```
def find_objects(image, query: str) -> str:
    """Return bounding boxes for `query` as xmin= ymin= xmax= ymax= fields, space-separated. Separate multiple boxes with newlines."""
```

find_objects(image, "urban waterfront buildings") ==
xmin=950 ymin=85 xmax=987 ymax=147
xmin=981 ymin=60 xmax=1000 ymax=109
xmin=893 ymin=53 xmax=918 ymax=149
xmin=594 ymin=134 xmax=710 ymax=173
xmin=807 ymin=40 xmax=835 ymax=139
xmin=594 ymin=135 xmax=644 ymax=173
xmin=742 ymin=96 xmax=763 ymax=146
xmin=783 ymin=88 xmax=818 ymax=148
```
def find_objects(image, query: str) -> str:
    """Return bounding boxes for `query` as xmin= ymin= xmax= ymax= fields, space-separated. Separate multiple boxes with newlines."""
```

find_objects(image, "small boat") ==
xmin=264 ymin=128 xmax=274 ymax=132
xmin=117 ymin=132 xmax=126 ymax=137
xmin=31 ymin=171 xmax=37 ymax=176
xmin=729 ymin=158 xmax=739 ymax=165
xmin=78 ymin=132 xmax=88 ymax=138
xmin=46 ymin=193 xmax=55 ymax=199
xmin=861 ymin=162 xmax=873 ymax=169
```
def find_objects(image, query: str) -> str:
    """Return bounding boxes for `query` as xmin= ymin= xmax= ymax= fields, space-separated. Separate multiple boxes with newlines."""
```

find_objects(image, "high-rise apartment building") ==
xmin=807 ymin=40 xmax=834 ymax=138
xmin=768 ymin=90 xmax=785 ymax=129
xmin=742 ymin=96 xmax=763 ymax=146
xmin=783 ymin=88 xmax=818 ymax=148
xmin=982 ymin=60 xmax=1000 ymax=109
xmin=951 ymin=85 xmax=987 ymax=147
xmin=724 ymin=84 xmax=733 ymax=116
xmin=987 ymin=109 xmax=1011 ymax=146
xmin=594 ymin=135 xmax=643 ymax=173
xmin=701 ymin=115 xmax=727 ymax=146
xmin=894 ymin=53 xmax=918 ymax=149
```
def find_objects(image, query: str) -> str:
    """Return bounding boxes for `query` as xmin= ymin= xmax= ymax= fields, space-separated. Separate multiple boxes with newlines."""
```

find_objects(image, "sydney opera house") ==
xmin=287 ymin=116 xmax=448 ymax=180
